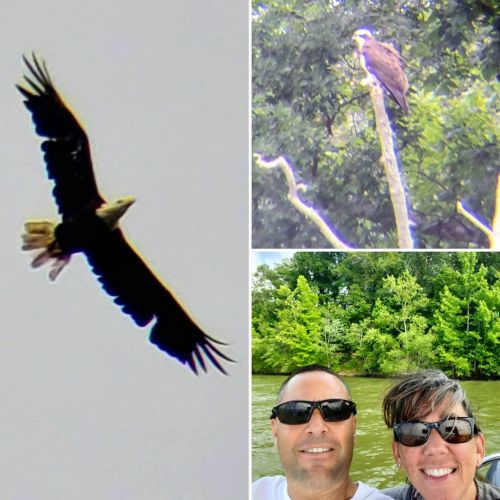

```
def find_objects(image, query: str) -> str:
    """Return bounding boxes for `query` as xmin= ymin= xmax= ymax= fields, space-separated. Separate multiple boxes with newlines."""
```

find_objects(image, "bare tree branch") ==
xmin=254 ymin=154 xmax=351 ymax=249
xmin=457 ymin=173 xmax=500 ymax=249
xmin=364 ymin=77 xmax=414 ymax=248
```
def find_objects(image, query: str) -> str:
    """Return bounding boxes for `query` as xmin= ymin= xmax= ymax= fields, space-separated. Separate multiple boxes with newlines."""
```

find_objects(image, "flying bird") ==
xmin=17 ymin=54 xmax=232 ymax=374
xmin=352 ymin=29 xmax=410 ymax=113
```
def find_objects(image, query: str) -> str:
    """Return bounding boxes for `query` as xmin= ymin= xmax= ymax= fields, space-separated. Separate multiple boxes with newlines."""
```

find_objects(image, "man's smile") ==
xmin=302 ymin=447 xmax=333 ymax=453
xmin=299 ymin=446 xmax=335 ymax=457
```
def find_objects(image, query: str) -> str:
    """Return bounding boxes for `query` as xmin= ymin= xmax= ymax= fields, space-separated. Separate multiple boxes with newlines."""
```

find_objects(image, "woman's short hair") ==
xmin=382 ymin=369 xmax=476 ymax=428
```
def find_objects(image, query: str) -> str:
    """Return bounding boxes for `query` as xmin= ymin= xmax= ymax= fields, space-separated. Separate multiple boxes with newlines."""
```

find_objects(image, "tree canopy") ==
xmin=252 ymin=252 xmax=500 ymax=378
xmin=253 ymin=0 xmax=500 ymax=248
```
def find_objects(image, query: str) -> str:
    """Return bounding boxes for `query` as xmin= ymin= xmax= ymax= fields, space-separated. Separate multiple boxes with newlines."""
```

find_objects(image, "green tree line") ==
xmin=252 ymin=252 xmax=500 ymax=378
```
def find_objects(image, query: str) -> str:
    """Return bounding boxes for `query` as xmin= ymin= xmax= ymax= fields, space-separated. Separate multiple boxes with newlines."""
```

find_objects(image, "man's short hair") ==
xmin=382 ymin=369 xmax=476 ymax=428
xmin=276 ymin=364 xmax=352 ymax=404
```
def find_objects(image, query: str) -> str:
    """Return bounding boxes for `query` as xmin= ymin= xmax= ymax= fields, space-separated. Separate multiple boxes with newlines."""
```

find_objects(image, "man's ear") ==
xmin=271 ymin=417 xmax=278 ymax=438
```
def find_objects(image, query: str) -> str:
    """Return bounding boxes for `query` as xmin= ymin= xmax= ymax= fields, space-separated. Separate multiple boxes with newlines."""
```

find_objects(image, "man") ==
xmin=253 ymin=365 xmax=392 ymax=499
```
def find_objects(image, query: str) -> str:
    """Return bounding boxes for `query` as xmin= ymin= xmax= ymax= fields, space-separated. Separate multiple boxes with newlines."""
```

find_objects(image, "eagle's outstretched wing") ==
xmin=84 ymin=224 xmax=232 ymax=374
xmin=17 ymin=54 xmax=105 ymax=218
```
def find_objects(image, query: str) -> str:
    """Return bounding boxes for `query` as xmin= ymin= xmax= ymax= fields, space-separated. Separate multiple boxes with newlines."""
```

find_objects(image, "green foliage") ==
xmin=431 ymin=253 xmax=500 ymax=377
xmin=253 ymin=0 xmax=500 ymax=248
xmin=252 ymin=275 xmax=327 ymax=372
xmin=252 ymin=252 xmax=500 ymax=378
xmin=367 ymin=272 xmax=435 ymax=374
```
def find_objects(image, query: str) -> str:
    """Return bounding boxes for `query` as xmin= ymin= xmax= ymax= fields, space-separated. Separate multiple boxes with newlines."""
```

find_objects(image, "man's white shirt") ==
xmin=252 ymin=475 xmax=393 ymax=500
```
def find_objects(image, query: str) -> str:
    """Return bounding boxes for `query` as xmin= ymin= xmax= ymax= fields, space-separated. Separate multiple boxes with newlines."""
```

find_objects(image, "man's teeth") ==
xmin=423 ymin=468 xmax=454 ymax=477
xmin=305 ymin=447 xmax=331 ymax=453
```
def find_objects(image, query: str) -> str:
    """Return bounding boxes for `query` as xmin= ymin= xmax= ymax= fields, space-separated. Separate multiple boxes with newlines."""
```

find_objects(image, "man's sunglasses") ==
xmin=393 ymin=416 xmax=479 ymax=447
xmin=270 ymin=399 xmax=357 ymax=425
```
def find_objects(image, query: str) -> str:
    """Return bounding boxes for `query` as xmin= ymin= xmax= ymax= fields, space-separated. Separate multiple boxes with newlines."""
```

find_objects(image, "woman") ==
xmin=381 ymin=370 xmax=500 ymax=500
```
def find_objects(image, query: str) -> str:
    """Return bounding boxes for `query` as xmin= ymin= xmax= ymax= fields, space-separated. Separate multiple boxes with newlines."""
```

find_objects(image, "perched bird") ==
xmin=18 ymin=54 xmax=231 ymax=374
xmin=352 ymin=29 xmax=410 ymax=113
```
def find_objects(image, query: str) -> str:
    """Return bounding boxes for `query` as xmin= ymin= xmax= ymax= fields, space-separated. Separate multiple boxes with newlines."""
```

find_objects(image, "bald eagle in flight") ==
xmin=353 ymin=29 xmax=409 ymax=113
xmin=17 ymin=54 xmax=231 ymax=374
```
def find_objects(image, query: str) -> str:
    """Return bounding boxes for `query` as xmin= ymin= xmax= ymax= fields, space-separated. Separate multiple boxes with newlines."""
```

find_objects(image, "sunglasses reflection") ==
xmin=393 ymin=417 xmax=478 ymax=447
xmin=271 ymin=399 xmax=357 ymax=425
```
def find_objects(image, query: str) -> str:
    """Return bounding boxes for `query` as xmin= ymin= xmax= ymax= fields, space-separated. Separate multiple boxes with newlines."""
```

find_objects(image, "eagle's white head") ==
xmin=96 ymin=196 xmax=136 ymax=228
xmin=353 ymin=29 xmax=374 ymax=49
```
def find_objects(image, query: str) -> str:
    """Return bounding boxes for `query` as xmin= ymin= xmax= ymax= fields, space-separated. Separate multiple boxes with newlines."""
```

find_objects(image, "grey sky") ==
xmin=0 ymin=2 xmax=248 ymax=498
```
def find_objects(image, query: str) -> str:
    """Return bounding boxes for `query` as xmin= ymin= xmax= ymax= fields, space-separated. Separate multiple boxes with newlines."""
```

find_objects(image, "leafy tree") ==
xmin=322 ymin=315 xmax=347 ymax=371
xmin=252 ymin=275 xmax=326 ymax=372
xmin=432 ymin=253 xmax=500 ymax=377
xmin=360 ymin=271 xmax=434 ymax=374
xmin=253 ymin=0 xmax=500 ymax=248
xmin=356 ymin=327 xmax=399 ymax=375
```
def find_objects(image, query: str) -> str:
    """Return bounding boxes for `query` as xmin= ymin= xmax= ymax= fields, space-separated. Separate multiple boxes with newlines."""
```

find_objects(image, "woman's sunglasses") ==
xmin=270 ymin=399 xmax=357 ymax=425
xmin=393 ymin=417 xmax=479 ymax=447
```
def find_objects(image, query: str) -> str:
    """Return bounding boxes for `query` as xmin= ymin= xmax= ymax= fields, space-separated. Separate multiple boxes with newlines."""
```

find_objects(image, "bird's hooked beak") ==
xmin=96 ymin=196 xmax=136 ymax=228
xmin=115 ymin=196 xmax=136 ymax=213
xmin=352 ymin=33 xmax=362 ymax=49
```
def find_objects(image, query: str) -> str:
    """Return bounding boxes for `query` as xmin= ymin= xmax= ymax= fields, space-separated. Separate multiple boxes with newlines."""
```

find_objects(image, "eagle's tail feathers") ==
xmin=22 ymin=220 xmax=70 ymax=280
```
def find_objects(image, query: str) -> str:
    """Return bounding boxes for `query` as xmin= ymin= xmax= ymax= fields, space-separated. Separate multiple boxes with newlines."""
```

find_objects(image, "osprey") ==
xmin=353 ymin=29 xmax=409 ymax=113
xmin=17 ymin=54 xmax=232 ymax=374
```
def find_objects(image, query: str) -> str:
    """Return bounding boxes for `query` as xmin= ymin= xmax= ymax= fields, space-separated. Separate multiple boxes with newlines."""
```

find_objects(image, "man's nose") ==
xmin=305 ymin=408 xmax=328 ymax=433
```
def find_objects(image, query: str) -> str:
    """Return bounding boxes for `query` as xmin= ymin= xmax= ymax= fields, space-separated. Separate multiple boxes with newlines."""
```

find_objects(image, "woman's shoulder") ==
xmin=477 ymin=479 xmax=500 ymax=500
xmin=382 ymin=481 xmax=500 ymax=500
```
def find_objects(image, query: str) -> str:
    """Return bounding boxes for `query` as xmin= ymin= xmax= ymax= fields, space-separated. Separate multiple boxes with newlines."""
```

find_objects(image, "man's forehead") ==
xmin=280 ymin=371 xmax=350 ymax=402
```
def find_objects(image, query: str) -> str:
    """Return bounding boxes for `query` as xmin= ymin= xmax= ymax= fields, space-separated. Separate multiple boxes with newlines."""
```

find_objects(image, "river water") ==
xmin=252 ymin=375 xmax=500 ymax=489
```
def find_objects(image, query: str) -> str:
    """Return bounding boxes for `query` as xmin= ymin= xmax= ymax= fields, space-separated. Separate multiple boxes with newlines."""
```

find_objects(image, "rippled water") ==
xmin=252 ymin=375 xmax=500 ymax=489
